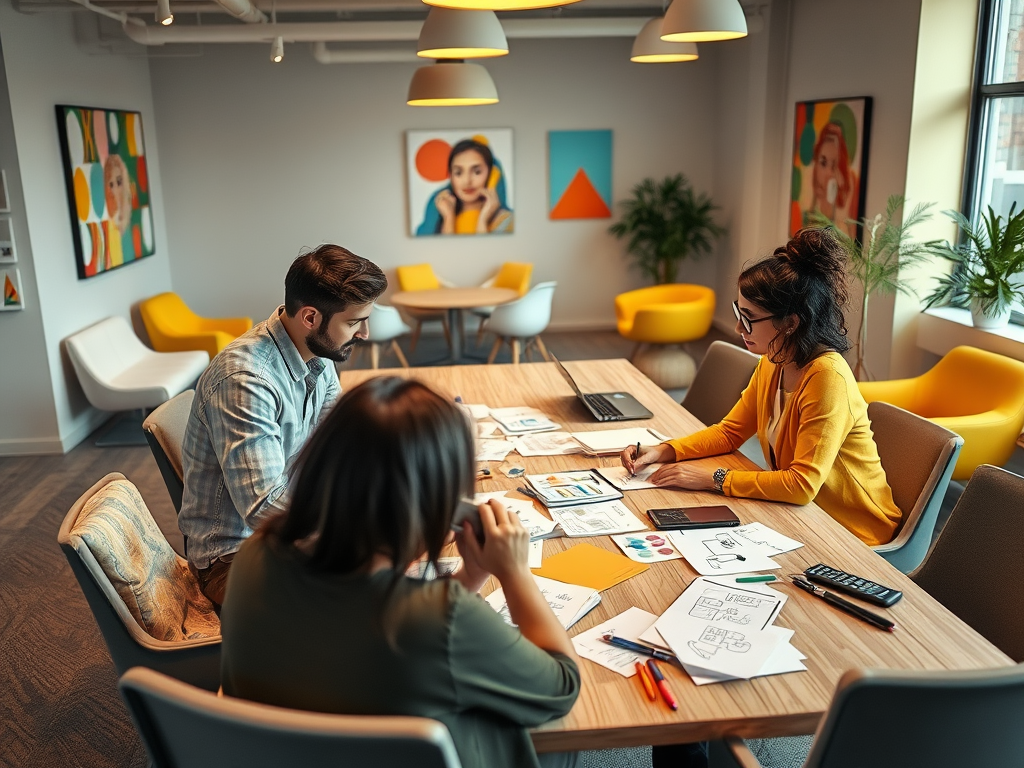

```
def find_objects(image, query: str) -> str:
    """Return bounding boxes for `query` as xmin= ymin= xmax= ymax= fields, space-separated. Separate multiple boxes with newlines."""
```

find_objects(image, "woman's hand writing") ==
xmin=620 ymin=443 xmax=675 ymax=475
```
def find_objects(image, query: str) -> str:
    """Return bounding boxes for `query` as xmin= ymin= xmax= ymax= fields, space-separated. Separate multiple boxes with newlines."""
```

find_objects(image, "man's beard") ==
xmin=306 ymin=325 xmax=359 ymax=363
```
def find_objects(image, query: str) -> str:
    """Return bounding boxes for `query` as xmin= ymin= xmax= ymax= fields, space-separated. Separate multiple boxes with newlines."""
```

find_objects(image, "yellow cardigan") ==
xmin=667 ymin=351 xmax=901 ymax=546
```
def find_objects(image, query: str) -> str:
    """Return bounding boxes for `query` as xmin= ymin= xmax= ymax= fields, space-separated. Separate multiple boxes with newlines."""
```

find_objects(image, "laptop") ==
xmin=552 ymin=356 xmax=653 ymax=422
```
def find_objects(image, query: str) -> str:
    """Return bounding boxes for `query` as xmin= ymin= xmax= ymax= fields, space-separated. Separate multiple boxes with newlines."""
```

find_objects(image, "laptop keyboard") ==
xmin=584 ymin=393 xmax=623 ymax=420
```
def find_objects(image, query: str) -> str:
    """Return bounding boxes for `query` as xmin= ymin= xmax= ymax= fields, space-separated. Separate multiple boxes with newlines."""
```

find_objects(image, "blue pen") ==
xmin=600 ymin=634 xmax=677 ymax=663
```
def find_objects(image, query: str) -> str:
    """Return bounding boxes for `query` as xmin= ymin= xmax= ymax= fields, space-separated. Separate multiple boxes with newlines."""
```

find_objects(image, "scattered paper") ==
xmin=594 ymin=464 xmax=663 ymax=491
xmin=524 ymin=471 xmax=623 ymax=508
xmin=532 ymin=542 xmax=648 ymax=592
xmin=611 ymin=531 xmax=684 ymax=563
xmin=529 ymin=540 xmax=544 ymax=569
xmin=486 ymin=574 xmax=601 ymax=630
xmin=473 ymin=492 xmax=560 ymax=541
xmin=728 ymin=522 xmax=804 ymax=556
xmin=500 ymin=465 xmax=526 ymax=478
xmin=667 ymin=529 xmax=781 ymax=575
xmin=548 ymin=501 xmax=648 ymax=537
xmin=475 ymin=439 xmax=515 ymax=463
xmin=406 ymin=557 xmax=463 ymax=580
xmin=570 ymin=427 xmax=670 ymax=456
xmin=477 ymin=421 xmax=500 ymax=438
xmin=572 ymin=607 xmax=660 ymax=677
xmin=687 ymin=628 xmax=807 ymax=685
xmin=489 ymin=406 xmax=560 ymax=435
xmin=457 ymin=403 xmax=491 ymax=420
xmin=513 ymin=432 xmax=585 ymax=457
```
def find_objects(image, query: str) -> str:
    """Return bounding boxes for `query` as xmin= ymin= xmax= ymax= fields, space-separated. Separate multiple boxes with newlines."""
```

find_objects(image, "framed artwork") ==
xmin=0 ymin=170 xmax=9 ymax=212
xmin=56 ymin=105 xmax=156 ymax=280
xmin=1 ymin=268 xmax=23 ymax=311
xmin=548 ymin=129 xmax=613 ymax=220
xmin=407 ymin=128 xmax=514 ymax=236
xmin=790 ymin=96 xmax=872 ymax=239
xmin=0 ymin=218 xmax=15 ymax=264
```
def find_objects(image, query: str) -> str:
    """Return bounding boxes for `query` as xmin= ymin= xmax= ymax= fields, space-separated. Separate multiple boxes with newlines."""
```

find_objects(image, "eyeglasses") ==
xmin=732 ymin=300 xmax=776 ymax=335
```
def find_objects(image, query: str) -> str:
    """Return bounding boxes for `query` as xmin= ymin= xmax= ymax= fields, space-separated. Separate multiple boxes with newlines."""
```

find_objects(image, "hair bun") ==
xmin=781 ymin=227 xmax=847 ymax=279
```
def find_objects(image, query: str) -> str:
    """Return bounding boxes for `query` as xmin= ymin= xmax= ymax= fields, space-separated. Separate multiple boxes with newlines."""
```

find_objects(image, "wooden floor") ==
xmin=0 ymin=328 xmax=730 ymax=768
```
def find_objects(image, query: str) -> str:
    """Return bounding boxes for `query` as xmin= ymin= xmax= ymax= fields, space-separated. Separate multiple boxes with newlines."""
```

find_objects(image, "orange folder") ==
xmin=532 ymin=542 xmax=648 ymax=592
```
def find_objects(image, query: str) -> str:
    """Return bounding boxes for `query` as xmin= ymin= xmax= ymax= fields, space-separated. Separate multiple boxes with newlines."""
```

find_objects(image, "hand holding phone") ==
xmin=646 ymin=505 xmax=740 ymax=531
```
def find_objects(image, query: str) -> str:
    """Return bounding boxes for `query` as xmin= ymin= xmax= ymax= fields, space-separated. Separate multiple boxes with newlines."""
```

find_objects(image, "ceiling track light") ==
xmin=423 ymin=0 xmax=581 ymax=11
xmin=661 ymin=0 xmax=747 ymax=43
xmin=631 ymin=17 xmax=698 ymax=63
xmin=155 ymin=0 xmax=172 ymax=26
xmin=270 ymin=35 xmax=284 ymax=62
xmin=407 ymin=60 xmax=498 ymax=107
xmin=418 ymin=7 xmax=508 ymax=59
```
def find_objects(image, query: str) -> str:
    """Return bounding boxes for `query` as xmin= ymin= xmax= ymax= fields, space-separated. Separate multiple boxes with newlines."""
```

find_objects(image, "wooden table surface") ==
xmin=338 ymin=360 xmax=1013 ymax=752
xmin=390 ymin=287 xmax=519 ymax=310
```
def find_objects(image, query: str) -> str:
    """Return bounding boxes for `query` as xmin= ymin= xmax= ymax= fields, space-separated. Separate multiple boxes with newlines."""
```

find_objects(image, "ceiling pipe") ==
xmin=212 ymin=0 xmax=267 ymax=23
xmin=311 ymin=41 xmax=419 ymax=63
xmin=121 ymin=15 xmax=644 ymax=45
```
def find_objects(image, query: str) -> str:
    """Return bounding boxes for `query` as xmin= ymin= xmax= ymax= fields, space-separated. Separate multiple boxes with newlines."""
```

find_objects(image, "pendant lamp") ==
xmin=418 ymin=8 xmax=508 ymax=59
xmin=631 ymin=17 xmax=698 ymax=62
xmin=423 ymin=0 xmax=581 ymax=11
xmin=407 ymin=60 xmax=499 ymax=106
xmin=661 ymin=0 xmax=747 ymax=43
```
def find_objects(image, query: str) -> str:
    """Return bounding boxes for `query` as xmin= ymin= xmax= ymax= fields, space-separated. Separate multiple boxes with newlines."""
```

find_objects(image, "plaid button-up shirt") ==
xmin=178 ymin=307 xmax=339 ymax=569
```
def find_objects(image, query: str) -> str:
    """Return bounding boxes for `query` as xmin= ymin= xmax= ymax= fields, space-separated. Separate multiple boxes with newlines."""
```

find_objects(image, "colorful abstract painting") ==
xmin=407 ymin=129 xmax=514 ymax=237
xmin=548 ymin=130 xmax=612 ymax=220
xmin=57 ymin=105 xmax=156 ymax=280
xmin=790 ymin=97 xmax=872 ymax=239
xmin=1 ymin=268 xmax=23 ymax=311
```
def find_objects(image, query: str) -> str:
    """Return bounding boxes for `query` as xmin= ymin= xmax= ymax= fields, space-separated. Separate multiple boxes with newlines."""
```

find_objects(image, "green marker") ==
xmin=735 ymin=574 xmax=777 ymax=583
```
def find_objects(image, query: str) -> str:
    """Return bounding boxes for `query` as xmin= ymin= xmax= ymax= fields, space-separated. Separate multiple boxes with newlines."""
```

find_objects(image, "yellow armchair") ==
xmin=858 ymin=346 xmax=1024 ymax=481
xmin=139 ymin=292 xmax=252 ymax=359
xmin=615 ymin=284 xmax=716 ymax=345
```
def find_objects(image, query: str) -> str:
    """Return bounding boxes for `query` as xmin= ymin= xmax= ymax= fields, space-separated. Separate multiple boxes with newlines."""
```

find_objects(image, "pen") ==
xmin=736 ymin=574 xmax=776 ymax=583
xmin=646 ymin=659 xmax=678 ymax=711
xmin=635 ymin=661 xmax=657 ymax=701
xmin=630 ymin=442 xmax=641 ymax=478
xmin=516 ymin=486 xmax=541 ymax=501
xmin=601 ymin=634 xmax=677 ymax=663
xmin=792 ymin=577 xmax=896 ymax=632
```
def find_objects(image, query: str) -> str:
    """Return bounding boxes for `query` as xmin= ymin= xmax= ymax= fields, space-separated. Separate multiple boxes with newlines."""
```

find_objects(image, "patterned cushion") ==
xmin=71 ymin=479 xmax=220 ymax=641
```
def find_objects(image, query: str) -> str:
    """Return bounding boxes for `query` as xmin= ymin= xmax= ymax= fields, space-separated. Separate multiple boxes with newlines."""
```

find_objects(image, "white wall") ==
xmin=0 ymin=0 xmax=173 ymax=452
xmin=149 ymin=36 xmax=721 ymax=329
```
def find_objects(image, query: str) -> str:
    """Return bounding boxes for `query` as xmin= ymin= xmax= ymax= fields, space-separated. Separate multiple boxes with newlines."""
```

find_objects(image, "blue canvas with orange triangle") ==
xmin=549 ymin=130 xmax=612 ymax=220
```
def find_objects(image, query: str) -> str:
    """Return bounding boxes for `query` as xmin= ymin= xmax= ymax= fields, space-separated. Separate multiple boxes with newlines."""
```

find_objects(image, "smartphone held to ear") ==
xmin=452 ymin=500 xmax=484 ymax=541
xmin=646 ymin=505 xmax=740 ymax=531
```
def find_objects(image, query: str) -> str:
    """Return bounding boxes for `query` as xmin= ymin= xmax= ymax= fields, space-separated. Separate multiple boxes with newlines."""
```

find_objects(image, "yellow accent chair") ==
xmin=139 ymin=293 xmax=252 ymax=359
xmin=473 ymin=261 xmax=533 ymax=344
xmin=858 ymin=346 xmax=1024 ymax=481
xmin=395 ymin=263 xmax=452 ymax=354
xmin=615 ymin=284 xmax=716 ymax=389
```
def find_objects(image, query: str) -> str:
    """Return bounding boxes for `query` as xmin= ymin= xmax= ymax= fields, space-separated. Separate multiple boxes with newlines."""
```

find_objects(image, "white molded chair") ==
xmin=119 ymin=666 xmax=464 ymax=768
xmin=484 ymin=281 xmax=557 ymax=366
xmin=65 ymin=316 xmax=209 ymax=412
xmin=362 ymin=304 xmax=411 ymax=369
xmin=867 ymin=401 xmax=963 ymax=574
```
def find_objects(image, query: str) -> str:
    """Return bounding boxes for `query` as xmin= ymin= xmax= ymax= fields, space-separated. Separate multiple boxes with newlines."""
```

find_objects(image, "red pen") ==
xmin=646 ymin=659 xmax=678 ymax=711
xmin=635 ymin=661 xmax=657 ymax=701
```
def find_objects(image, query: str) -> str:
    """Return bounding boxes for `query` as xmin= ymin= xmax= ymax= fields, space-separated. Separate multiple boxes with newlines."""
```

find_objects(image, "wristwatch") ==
xmin=713 ymin=468 xmax=729 ymax=493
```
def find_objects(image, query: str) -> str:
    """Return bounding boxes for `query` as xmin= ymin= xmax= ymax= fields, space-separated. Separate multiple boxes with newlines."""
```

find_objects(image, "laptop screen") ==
xmin=551 ymin=356 xmax=584 ymax=397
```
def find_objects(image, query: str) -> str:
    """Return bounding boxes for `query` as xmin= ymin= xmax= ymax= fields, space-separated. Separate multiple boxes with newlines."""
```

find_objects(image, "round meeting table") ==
xmin=390 ymin=287 xmax=519 ymax=365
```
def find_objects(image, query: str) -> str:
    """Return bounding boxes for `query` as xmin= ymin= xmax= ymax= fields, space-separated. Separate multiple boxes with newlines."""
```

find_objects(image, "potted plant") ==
xmin=609 ymin=174 xmax=725 ymax=284
xmin=814 ymin=194 xmax=933 ymax=380
xmin=924 ymin=204 xmax=1024 ymax=329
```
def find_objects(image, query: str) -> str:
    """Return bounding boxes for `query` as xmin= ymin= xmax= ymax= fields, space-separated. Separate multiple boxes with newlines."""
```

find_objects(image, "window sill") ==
xmin=918 ymin=307 xmax=1024 ymax=363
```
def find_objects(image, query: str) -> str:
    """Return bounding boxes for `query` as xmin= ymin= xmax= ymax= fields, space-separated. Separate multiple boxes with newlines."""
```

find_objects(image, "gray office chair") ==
xmin=57 ymin=473 xmax=221 ymax=691
xmin=142 ymin=389 xmax=194 ymax=514
xmin=867 ymin=401 xmax=963 ymax=573
xmin=681 ymin=340 xmax=759 ymax=426
xmin=912 ymin=464 xmax=1024 ymax=662
xmin=709 ymin=664 xmax=1024 ymax=768
xmin=119 ymin=667 xmax=464 ymax=768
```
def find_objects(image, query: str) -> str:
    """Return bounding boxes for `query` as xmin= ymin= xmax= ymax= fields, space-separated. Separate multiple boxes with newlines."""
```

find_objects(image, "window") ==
xmin=967 ymin=0 xmax=1024 ymax=319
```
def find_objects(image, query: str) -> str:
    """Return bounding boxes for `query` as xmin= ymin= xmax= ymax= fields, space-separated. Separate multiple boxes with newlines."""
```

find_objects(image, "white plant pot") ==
xmin=969 ymin=297 xmax=1011 ymax=329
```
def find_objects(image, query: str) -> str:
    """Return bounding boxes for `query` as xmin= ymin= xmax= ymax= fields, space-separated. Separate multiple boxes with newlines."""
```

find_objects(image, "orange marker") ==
xmin=646 ymin=659 xmax=678 ymax=711
xmin=635 ymin=661 xmax=657 ymax=701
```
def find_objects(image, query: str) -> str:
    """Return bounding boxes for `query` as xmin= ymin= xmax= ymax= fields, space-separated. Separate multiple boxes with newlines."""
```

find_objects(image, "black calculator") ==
xmin=803 ymin=563 xmax=903 ymax=607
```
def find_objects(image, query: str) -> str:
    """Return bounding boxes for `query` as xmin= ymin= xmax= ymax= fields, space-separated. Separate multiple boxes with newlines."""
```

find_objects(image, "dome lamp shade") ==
xmin=407 ymin=61 xmax=499 ymax=106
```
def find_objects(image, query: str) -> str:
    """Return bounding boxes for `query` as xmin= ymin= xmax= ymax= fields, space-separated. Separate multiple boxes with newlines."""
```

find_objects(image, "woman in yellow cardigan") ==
xmin=624 ymin=228 xmax=900 ymax=546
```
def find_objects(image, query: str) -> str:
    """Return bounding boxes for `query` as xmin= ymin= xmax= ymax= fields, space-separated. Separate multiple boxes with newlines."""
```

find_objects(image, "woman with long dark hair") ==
xmin=220 ymin=376 xmax=579 ymax=768
xmin=624 ymin=227 xmax=901 ymax=546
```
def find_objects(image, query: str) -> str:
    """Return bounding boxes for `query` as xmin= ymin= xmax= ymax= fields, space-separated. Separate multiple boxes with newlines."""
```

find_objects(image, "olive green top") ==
xmin=220 ymin=533 xmax=581 ymax=768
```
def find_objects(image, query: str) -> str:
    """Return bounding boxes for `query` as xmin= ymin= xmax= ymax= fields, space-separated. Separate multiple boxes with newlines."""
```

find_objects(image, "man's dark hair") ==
xmin=284 ymin=244 xmax=387 ymax=320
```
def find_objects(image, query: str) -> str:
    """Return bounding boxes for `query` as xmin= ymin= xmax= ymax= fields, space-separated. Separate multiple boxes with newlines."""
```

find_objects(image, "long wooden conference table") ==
xmin=338 ymin=359 xmax=1012 ymax=753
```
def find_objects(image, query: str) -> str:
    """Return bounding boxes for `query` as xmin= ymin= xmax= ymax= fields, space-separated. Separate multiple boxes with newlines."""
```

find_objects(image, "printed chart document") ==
xmin=548 ymin=501 xmax=647 ymax=537
xmin=513 ymin=432 xmax=585 ymax=457
xmin=473 ymin=492 xmax=560 ymax=541
xmin=594 ymin=464 xmax=663 ymax=491
xmin=486 ymin=575 xmax=600 ymax=630
xmin=524 ymin=470 xmax=623 ymax=508
xmin=650 ymin=577 xmax=799 ymax=681
xmin=667 ymin=529 xmax=781 ymax=575
xmin=569 ymin=427 xmax=670 ymax=456
xmin=489 ymin=407 xmax=560 ymax=435
xmin=573 ymin=607 xmax=660 ymax=677
xmin=532 ymin=543 xmax=648 ymax=592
